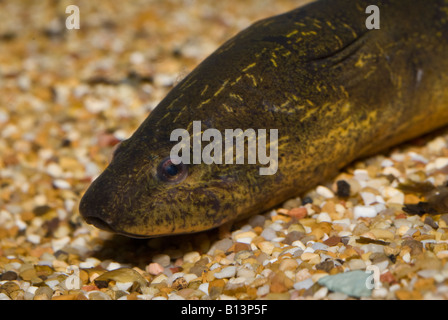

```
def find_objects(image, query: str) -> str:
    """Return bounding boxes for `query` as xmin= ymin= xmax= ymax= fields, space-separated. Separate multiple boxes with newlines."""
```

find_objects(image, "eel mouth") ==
xmin=83 ymin=215 xmax=164 ymax=239
xmin=83 ymin=216 xmax=115 ymax=233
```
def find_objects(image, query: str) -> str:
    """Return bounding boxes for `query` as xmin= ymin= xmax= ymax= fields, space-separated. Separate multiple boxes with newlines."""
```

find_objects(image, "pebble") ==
xmin=214 ymin=266 xmax=237 ymax=279
xmin=258 ymin=241 xmax=275 ymax=255
xmin=293 ymin=278 xmax=314 ymax=290
xmin=318 ymin=270 xmax=372 ymax=298
xmin=316 ymin=186 xmax=334 ymax=199
xmin=152 ymin=254 xmax=171 ymax=267
xmin=146 ymin=263 xmax=164 ymax=276
xmin=183 ymin=251 xmax=201 ymax=264
xmin=353 ymin=206 xmax=378 ymax=219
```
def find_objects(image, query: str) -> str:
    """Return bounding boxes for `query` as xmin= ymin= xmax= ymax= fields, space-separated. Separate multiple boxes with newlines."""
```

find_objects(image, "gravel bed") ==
xmin=1 ymin=0 xmax=448 ymax=300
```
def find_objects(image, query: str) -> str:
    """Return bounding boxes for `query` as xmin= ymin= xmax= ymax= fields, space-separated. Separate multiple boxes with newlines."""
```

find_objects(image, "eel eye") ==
xmin=157 ymin=157 xmax=188 ymax=183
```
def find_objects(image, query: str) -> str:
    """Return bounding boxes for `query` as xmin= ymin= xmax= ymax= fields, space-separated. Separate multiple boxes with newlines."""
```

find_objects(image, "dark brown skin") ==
xmin=79 ymin=0 xmax=448 ymax=238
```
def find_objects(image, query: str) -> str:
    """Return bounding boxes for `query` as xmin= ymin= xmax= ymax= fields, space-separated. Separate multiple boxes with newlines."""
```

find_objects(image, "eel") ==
xmin=79 ymin=0 xmax=448 ymax=238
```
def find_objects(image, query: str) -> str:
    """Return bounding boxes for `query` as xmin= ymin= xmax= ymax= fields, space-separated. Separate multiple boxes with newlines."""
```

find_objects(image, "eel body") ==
xmin=79 ymin=0 xmax=448 ymax=238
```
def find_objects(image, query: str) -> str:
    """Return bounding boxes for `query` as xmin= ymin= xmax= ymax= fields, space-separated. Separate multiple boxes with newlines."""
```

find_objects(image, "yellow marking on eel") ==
xmin=342 ymin=22 xmax=358 ymax=38
xmin=245 ymin=73 xmax=258 ymax=87
xmin=242 ymin=63 xmax=257 ymax=72
xmin=214 ymin=80 xmax=229 ymax=97
xmin=198 ymin=98 xmax=211 ymax=109
xmin=301 ymin=31 xmax=318 ymax=36
xmin=222 ymin=103 xmax=233 ymax=113
xmin=200 ymin=85 xmax=209 ymax=96
xmin=229 ymin=93 xmax=243 ymax=101
xmin=286 ymin=30 xmax=299 ymax=38
xmin=173 ymin=105 xmax=187 ymax=123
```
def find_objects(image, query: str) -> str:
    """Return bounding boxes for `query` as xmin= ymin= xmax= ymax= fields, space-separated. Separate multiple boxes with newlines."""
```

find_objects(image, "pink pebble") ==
xmin=146 ymin=262 xmax=164 ymax=275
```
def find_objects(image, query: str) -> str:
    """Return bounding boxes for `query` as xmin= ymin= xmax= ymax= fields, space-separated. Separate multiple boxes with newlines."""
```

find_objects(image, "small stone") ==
xmin=183 ymin=251 xmax=201 ymax=264
xmin=316 ymin=260 xmax=335 ymax=273
xmin=1 ymin=271 xmax=18 ymax=281
xmin=287 ymin=207 xmax=307 ymax=219
xmin=324 ymin=236 xmax=342 ymax=246
xmin=214 ymin=266 xmax=236 ymax=279
xmin=293 ymin=278 xmax=314 ymax=290
xmin=152 ymin=254 xmax=171 ymax=267
xmin=317 ymin=270 xmax=372 ymax=298
xmin=210 ymin=238 xmax=234 ymax=254
xmin=424 ymin=216 xmax=438 ymax=229
xmin=94 ymin=268 xmax=147 ymax=288
xmin=227 ymin=242 xmax=251 ymax=253
xmin=209 ymin=279 xmax=225 ymax=299
xmin=436 ymin=250 xmax=448 ymax=259
xmin=316 ymin=186 xmax=334 ymax=199
xmin=0 ymin=293 xmax=11 ymax=300
xmin=279 ymin=259 xmax=299 ymax=272
xmin=300 ymin=252 xmax=320 ymax=262
xmin=34 ymin=286 xmax=53 ymax=300
xmin=284 ymin=231 xmax=305 ymax=245
xmin=172 ymin=277 xmax=188 ymax=290
xmin=88 ymin=291 xmax=112 ymax=300
xmin=395 ymin=289 xmax=423 ymax=300
xmin=146 ymin=263 xmax=164 ymax=276
xmin=353 ymin=206 xmax=378 ymax=219
xmin=316 ymin=212 xmax=332 ymax=223
xmin=402 ymin=239 xmax=423 ymax=256
xmin=313 ymin=287 xmax=328 ymax=299
xmin=270 ymin=271 xmax=293 ymax=293
xmin=336 ymin=180 xmax=351 ymax=198
xmin=258 ymin=241 xmax=275 ymax=255
xmin=260 ymin=228 xmax=277 ymax=241
xmin=370 ymin=228 xmax=395 ymax=240
xmin=346 ymin=259 xmax=366 ymax=270
xmin=234 ymin=231 xmax=257 ymax=242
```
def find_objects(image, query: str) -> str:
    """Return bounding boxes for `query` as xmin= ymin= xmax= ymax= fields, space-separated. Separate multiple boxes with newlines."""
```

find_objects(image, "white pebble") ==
xmin=257 ymin=284 xmax=270 ymax=297
xmin=402 ymin=252 xmax=411 ymax=263
xmin=183 ymin=251 xmax=200 ymax=264
xmin=0 ymin=109 xmax=9 ymax=123
xmin=45 ymin=279 xmax=60 ymax=289
xmin=152 ymin=274 xmax=168 ymax=284
xmin=106 ymin=262 xmax=122 ymax=271
xmin=360 ymin=192 xmax=376 ymax=206
xmin=214 ymin=266 xmax=237 ymax=279
xmin=382 ymin=166 xmax=402 ymax=178
xmin=316 ymin=212 xmax=332 ymax=223
xmin=0 ymin=293 xmax=11 ymax=300
xmin=115 ymin=281 xmax=133 ymax=292
xmin=154 ymin=73 xmax=176 ymax=87
xmin=435 ymin=157 xmax=448 ymax=170
xmin=51 ymin=236 xmax=71 ymax=252
xmin=26 ymin=234 xmax=41 ymax=244
xmin=353 ymin=206 xmax=378 ymax=219
xmin=354 ymin=169 xmax=370 ymax=181
xmin=372 ymin=287 xmax=388 ymax=299
xmin=53 ymin=179 xmax=71 ymax=190
xmin=313 ymin=287 xmax=328 ymax=299
xmin=427 ymin=137 xmax=447 ymax=153
xmin=198 ymin=283 xmax=209 ymax=295
xmin=347 ymin=259 xmax=366 ymax=270
xmin=409 ymin=152 xmax=428 ymax=163
xmin=293 ymin=278 xmax=314 ymax=290
xmin=316 ymin=186 xmax=334 ymax=199
xmin=381 ymin=159 xmax=394 ymax=167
